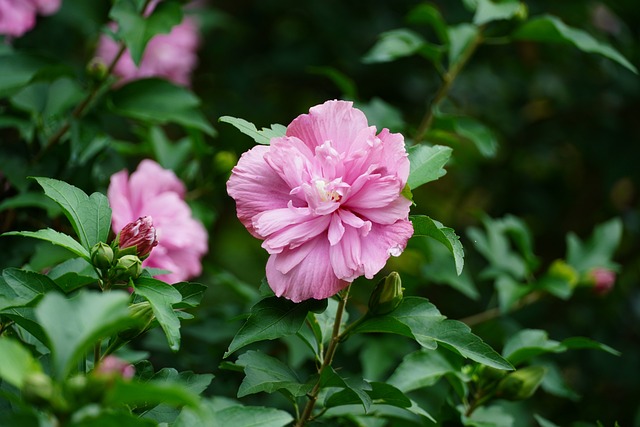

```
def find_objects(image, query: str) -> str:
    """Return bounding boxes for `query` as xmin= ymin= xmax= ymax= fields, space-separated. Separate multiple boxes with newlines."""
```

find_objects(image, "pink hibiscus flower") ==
xmin=95 ymin=12 xmax=200 ymax=86
xmin=0 ymin=0 xmax=61 ymax=37
xmin=227 ymin=100 xmax=414 ymax=302
xmin=108 ymin=159 xmax=208 ymax=283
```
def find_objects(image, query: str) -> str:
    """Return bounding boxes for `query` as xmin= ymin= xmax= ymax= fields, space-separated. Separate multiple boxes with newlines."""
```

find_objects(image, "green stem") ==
xmin=295 ymin=285 xmax=351 ymax=427
xmin=459 ymin=291 xmax=543 ymax=327
xmin=413 ymin=28 xmax=484 ymax=144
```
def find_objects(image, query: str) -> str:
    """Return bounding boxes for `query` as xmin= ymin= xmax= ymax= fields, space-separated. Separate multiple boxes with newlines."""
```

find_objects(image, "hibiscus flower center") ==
xmin=314 ymin=179 xmax=344 ymax=203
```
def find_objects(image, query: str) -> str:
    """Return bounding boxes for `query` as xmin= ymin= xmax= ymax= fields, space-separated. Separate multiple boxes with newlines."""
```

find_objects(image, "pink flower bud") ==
xmin=118 ymin=216 xmax=158 ymax=258
xmin=590 ymin=267 xmax=616 ymax=295
xmin=95 ymin=356 xmax=135 ymax=380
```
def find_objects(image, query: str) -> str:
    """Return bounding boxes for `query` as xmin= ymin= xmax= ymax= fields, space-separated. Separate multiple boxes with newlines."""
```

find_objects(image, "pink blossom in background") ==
xmin=227 ymin=100 xmax=414 ymax=302
xmin=108 ymin=159 xmax=208 ymax=283
xmin=0 ymin=0 xmax=61 ymax=37
xmin=590 ymin=267 xmax=616 ymax=295
xmin=95 ymin=16 xmax=200 ymax=86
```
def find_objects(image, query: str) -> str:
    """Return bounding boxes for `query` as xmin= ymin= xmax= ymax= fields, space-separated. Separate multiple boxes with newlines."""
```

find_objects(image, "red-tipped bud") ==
xmin=95 ymin=356 xmax=135 ymax=380
xmin=589 ymin=267 xmax=616 ymax=295
xmin=118 ymin=216 xmax=158 ymax=258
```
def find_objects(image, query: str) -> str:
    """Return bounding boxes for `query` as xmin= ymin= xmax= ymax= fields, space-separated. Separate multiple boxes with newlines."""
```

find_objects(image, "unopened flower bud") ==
xmin=22 ymin=372 xmax=54 ymax=407
xmin=589 ymin=267 xmax=616 ymax=295
xmin=110 ymin=254 xmax=142 ymax=281
xmin=65 ymin=375 xmax=107 ymax=406
xmin=496 ymin=366 xmax=546 ymax=401
xmin=368 ymin=272 xmax=404 ymax=315
xmin=548 ymin=259 xmax=578 ymax=288
xmin=118 ymin=216 xmax=158 ymax=259
xmin=95 ymin=356 xmax=135 ymax=380
xmin=213 ymin=151 xmax=238 ymax=174
xmin=91 ymin=242 xmax=114 ymax=270
xmin=118 ymin=301 xmax=155 ymax=341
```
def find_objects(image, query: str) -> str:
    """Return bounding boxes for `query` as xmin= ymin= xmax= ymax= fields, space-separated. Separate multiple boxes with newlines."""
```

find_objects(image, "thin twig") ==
xmin=459 ymin=291 xmax=543 ymax=327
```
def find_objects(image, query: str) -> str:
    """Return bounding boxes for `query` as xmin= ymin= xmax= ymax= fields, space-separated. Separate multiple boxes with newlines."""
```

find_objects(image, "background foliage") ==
xmin=1 ymin=0 xmax=639 ymax=425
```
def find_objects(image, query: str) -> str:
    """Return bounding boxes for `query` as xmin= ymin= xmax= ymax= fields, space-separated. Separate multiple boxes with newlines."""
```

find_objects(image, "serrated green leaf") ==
xmin=219 ymin=116 xmax=286 ymax=145
xmin=0 ymin=337 xmax=42 ymax=389
xmin=109 ymin=78 xmax=215 ymax=135
xmin=325 ymin=381 xmax=411 ymax=411
xmin=236 ymin=350 xmax=310 ymax=397
xmin=0 ymin=268 xmax=58 ymax=310
xmin=407 ymin=144 xmax=452 ymax=190
xmin=35 ymin=290 xmax=134 ymax=379
xmin=33 ymin=177 xmax=112 ymax=250
xmin=105 ymin=378 xmax=200 ymax=408
xmin=352 ymin=297 xmax=512 ymax=370
xmin=387 ymin=348 xmax=463 ymax=393
xmin=178 ymin=400 xmax=294 ymax=427
xmin=3 ymin=229 xmax=91 ymax=261
xmin=172 ymin=282 xmax=207 ymax=309
xmin=411 ymin=215 xmax=464 ymax=275
xmin=109 ymin=0 xmax=183 ymax=65
xmin=474 ymin=0 xmax=522 ymax=26
xmin=513 ymin=15 xmax=637 ymax=74
xmin=225 ymin=296 xmax=327 ymax=357
xmin=321 ymin=367 xmax=373 ymax=413
xmin=134 ymin=277 xmax=183 ymax=351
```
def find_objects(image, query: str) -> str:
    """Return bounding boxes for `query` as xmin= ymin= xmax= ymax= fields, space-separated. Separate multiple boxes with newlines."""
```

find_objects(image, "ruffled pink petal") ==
xmin=32 ymin=0 xmax=60 ymax=15
xmin=264 ymin=136 xmax=314 ymax=190
xmin=253 ymin=205 xmax=311 ymax=238
xmin=329 ymin=226 xmax=363 ymax=281
xmin=227 ymin=145 xmax=293 ymax=237
xmin=266 ymin=237 xmax=348 ymax=302
xmin=360 ymin=220 xmax=414 ymax=279
xmin=377 ymin=129 xmax=410 ymax=185
xmin=262 ymin=215 xmax=331 ymax=254
xmin=349 ymin=195 xmax=412 ymax=225
xmin=286 ymin=100 xmax=369 ymax=154
xmin=343 ymin=174 xmax=403 ymax=209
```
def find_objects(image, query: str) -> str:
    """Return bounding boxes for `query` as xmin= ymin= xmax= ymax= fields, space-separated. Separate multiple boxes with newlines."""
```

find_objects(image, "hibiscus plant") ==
xmin=0 ymin=0 xmax=635 ymax=426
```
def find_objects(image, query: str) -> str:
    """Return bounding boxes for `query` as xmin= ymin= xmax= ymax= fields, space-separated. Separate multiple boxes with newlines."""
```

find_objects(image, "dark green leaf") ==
xmin=236 ymin=350 xmax=310 ymax=397
xmin=68 ymin=412 xmax=157 ymax=427
xmin=448 ymin=24 xmax=479 ymax=67
xmin=320 ymin=367 xmax=372 ymax=413
xmin=534 ymin=414 xmax=561 ymax=427
xmin=225 ymin=296 xmax=327 ymax=357
xmin=463 ymin=404 xmax=514 ymax=427
xmin=503 ymin=329 xmax=561 ymax=365
xmin=352 ymin=297 xmax=513 ymax=370
xmin=0 ymin=307 xmax=48 ymax=346
xmin=560 ymin=337 xmax=620 ymax=356
xmin=406 ymin=3 xmax=448 ymax=43
xmin=0 ymin=268 xmax=57 ymax=310
xmin=0 ymin=192 xmax=60 ymax=217
xmin=2 ymin=229 xmax=91 ymax=261
xmin=387 ymin=349 xmax=463 ymax=393
xmin=33 ymin=177 xmax=112 ymax=250
xmin=362 ymin=29 xmax=431 ymax=64
xmin=218 ymin=116 xmax=285 ymax=145
xmin=566 ymin=218 xmax=622 ymax=273
xmin=109 ymin=79 xmax=215 ymax=135
xmin=0 ymin=53 xmax=50 ymax=97
xmin=420 ymin=238 xmax=479 ymax=300
xmin=110 ymin=0 xmax=183 ymax=65
xmin=411 ymin=215 xmax=464 ymax=275
xmin=495 ymin=275 xmax=531 ymax=313
xmin=47 ymin=258 xmax=99 ymax=292
xmin=325 ymin=382 xmax=411 ymax=410
xmin=172 ymin=282 xmax=207 ymax=309
xmin=0 ymin=337 xmax=42 ymax=389
xmin=35 ymin=290 xmax=133 ymax=379
xmin=175 ymin=398 xmax=294 ymax=427
xmin=513 ymin=15 xmax=637 ymax=74
xmin=356 ymin=97 xmax=405 ymax=133
xmin=133 ymin=277 xmax=183 ymax=351
xmin=407 ymin=144 xmax=452 ymax=190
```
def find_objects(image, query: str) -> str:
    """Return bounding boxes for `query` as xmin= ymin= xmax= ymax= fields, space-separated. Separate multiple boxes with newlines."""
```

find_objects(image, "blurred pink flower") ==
xmin=590 ymin=267 xmax=616 ymax=295
xmin=96 ymin=15 xmax=200 ymax=86
xmin=0 ymin=0 xmax=61 ymax=37
xmin=108 ymin=159 xmax=208 ymax=283
xmin=227 ymin=100 xmax=414 ymax=302
xmin=95 ymin=355 xmax=135 ymax=380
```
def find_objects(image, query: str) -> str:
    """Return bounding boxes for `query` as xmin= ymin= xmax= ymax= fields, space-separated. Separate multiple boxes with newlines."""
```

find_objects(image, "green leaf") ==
xmin=325 ymin=382 xmax=411 ymax=412
xmin=320 ymin=367 xmax=373 ymax=413
xmin=387 ymin=348 xmax=463 ymax=393
xmin=110 ymin=0 xmax=183 ymax=65
xmin=3 ymin=229 xmax=91 ymax=261
xmin=148 ymin=126 xmax=192 ymax=171
xmin=35 ymin=290 xmax=133 ymax=379
xmin=538 ymin=360 xmax=580 ymax=401
xmin=356 ymin=97 xmax=405 ymax=133
xmin=109 ymin=78 xmax=215 ymax=135
xmin=149 ymin=368 xmax=214 ymax=395
xmin=448 ymin=24 xmax=479 ymax=67
xmin=218 ymin=116 xmax=286 ymax=145
xmin=407 ymin=144 xmax=452 ymax=190
xmin=33 ymin=177 xmax=112 ymax=250
xmin=68 ymin=412 xmax=157 ymax=427
xmin=175 ymin=398 xmax=294 ymax=427
xmin=47 ymin=258 xmax=99 ymax=292
xmin=534 ymin=414 xmax=561 ymax=427
xmin=362 ymin=29 xmax=435 ymax=64
xmin=420 ymin=238 xmax=479 ymax=300
xmin=503 ymin=329 xmax=561 ymax=365
xmin=0 ymin=307 xmax=48 ymax=346
xmin=495 ymin=275 xmax=531 ymax=313
xmin=0 ymin=268 xmax=58 ymax=310
xmin=134 ymin=277 xmax=183 ymax=351
xmin=352 ymin=297 xmax=513 ymax=370
xmin=411 ymin=215 xmax=464 ymax=275
xmin=0 ymin=337 xmax=42 ymax=389
xmin=406 ymin=3 xmax=448 ymax=43
xmin=105 ymin=378 xmax=200 ymax=408
xmin=463 ymin=404 xmax=514 ymax=427
xmin=172 ymin=282 xmax=207 ymax=309
xmin=438 ymin=115 xmax=498 ymax=158
xmin=225 ymin=296 xmax=327 ymax=357
xmin=566 ymin=218 xmax=622 ymax=273
xmin=0 ymin=192 xmax=60 ymax=217
xmin=235 ymin=350 xmax=310 ymax=397
xmin=0 ymin=53 xmax=50 ymax=97
xmin=513 ymin=15 xmax=637 ymax=74
xmin=473 ymin=0 xmax=522 ymax=26
xmin=560 ymin=337 xmax=620 ymax=356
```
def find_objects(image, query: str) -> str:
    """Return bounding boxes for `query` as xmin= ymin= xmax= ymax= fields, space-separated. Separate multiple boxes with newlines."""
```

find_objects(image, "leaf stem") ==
xmin=459 ymin=291 xmax=543 ymax=327
xmin=295 ymin=285 xmax=351 ymax=427
xmin=414 ymin=28 xmax=484 ymax=144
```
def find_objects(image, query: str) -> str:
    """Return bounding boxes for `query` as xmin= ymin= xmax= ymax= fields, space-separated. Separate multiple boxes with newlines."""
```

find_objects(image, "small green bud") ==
xmin=213 ymin=151 xmax=238 ymax=174
xmin=368 ymin=272 xmax=404 ymax=315
xmin=118 ymin=301 xmax=155 ymax=340
xmin=476 ymin=365 xmax=508 ymax=389
xmin=91 ymin=242 xmax=114 ymax=270
xmin=22 ymin=372 xmax=54 ymax=407
xmin=110 ymin=254 xmax=142 ymax=282
xmin=86 ymin=58 xmax=108 ymax=82
xmin=496 ymin=366 xmax=547 ymax=400
xmin=548 ymin=259 xmax=578 ymax=288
